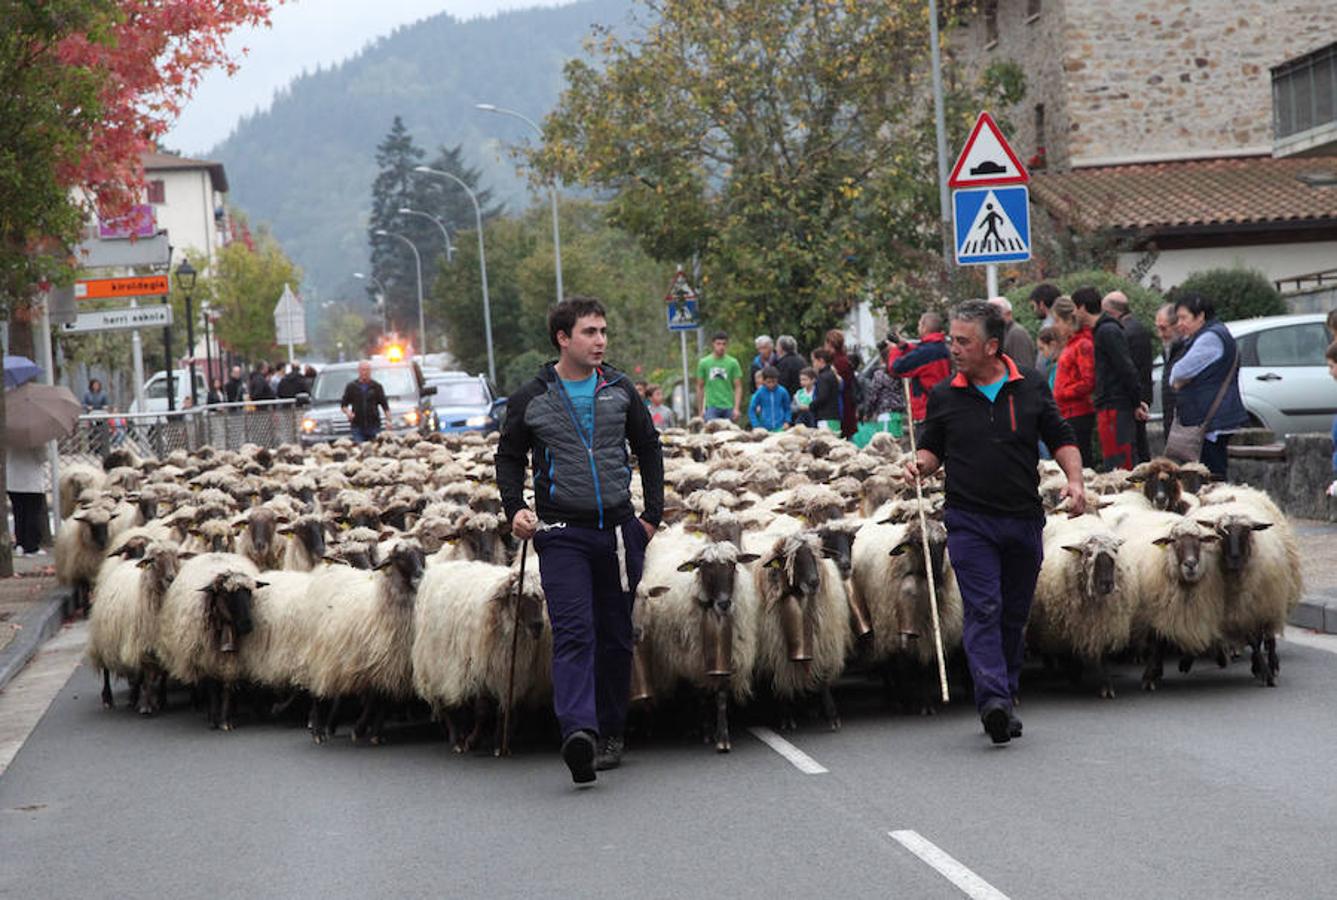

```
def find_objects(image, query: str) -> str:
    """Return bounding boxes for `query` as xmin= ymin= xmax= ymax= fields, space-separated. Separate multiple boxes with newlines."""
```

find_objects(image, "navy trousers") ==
xmin=533 ymin=518 xmax=647 ymax=740
xmin=944 ymin=508 xmax=1044 ymax=714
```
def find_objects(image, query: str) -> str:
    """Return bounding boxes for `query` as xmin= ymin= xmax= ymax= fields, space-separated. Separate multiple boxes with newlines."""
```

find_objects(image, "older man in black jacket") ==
xmin=1104 ymin=292 xmax=1154 ymax=462
xmin=1074 ymin=287 xmax=1146 ymax=471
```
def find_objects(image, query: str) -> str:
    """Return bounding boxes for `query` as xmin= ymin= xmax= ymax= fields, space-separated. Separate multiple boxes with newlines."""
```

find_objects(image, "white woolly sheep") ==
xmin=1029 ymin=514 xmax=1131 ymax=698
xmin=55 ymin=502 xmax=117 ymax=615
xmin=412 ymin=558 xmax=549 ymax=754
xmin=236 ymin=507 xmax=286 ymax=570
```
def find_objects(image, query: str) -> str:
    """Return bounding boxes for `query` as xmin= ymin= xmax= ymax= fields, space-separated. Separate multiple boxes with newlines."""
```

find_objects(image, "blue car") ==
xmin=427 ymin=373 xmax=507 ymax=433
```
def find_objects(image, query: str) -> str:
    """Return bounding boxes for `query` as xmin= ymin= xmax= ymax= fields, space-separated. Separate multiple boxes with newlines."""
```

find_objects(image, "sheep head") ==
xmin=72 ymin=505 xmax=113 ymax=551
xmin=374 ymin=540 xmax=427 ymax=597
xmin=1152 ymin=520 xmax=1218 ymax=584
xmin=1130 ymin=458 xmax=1184 ymax=513
xmin=889 ymin=517 xmax=948 ymax=588
xmin=201 ymin=571 xmax=266 ymax=653
xmin=1060 ymin=532 xmax=1124 ymax=603
xmin=502 ymin=567 xmax=547 ymax=641
xmin=243 ymin=508 xmax=280 ymax=560
xmin=758 ymin=533 xmax=823 ymax=662
xmin=1196 ymin=513 xmax=1271 ymax=574
xmin=279 ymin=515 xmax=327 ymax=563
xmin=815 ymin=519 xmax=861 ymax=580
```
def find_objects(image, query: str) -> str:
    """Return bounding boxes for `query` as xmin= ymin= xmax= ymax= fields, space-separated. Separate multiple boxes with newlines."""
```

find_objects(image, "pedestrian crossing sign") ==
xmin=953 ymin=185 xmax=1031 ymax=266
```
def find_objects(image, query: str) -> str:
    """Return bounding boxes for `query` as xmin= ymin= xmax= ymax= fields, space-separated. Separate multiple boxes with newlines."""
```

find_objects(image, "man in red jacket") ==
xmin=892 ymin=311 xmax=951 ymax=423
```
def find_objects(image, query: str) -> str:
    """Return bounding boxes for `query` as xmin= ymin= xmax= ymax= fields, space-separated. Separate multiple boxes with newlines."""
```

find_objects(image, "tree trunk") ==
xmin=0 ymin=365 xmax=12 ymax=578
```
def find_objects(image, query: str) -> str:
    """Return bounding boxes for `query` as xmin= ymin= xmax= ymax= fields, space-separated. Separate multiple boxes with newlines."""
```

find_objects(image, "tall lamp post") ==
xmin=413 ymin=165 xmax=496 ymax=384
xmin=175 ymin=258 xmax=198 ymax=408
xmin=201 ymin=301 xmax=214 ymax=401
xmin=353 ymin=272 xmax=389 ymax=332
xmin=398 ymin=207 xmax=456 ymax=262
xmin=373 ymin=230 xmax=425 ymax=355
xmin=475 ymin=103 xmax=563 ymax=305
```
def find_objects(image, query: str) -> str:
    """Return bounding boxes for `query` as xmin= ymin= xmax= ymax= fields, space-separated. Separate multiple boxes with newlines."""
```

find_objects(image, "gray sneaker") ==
xmin=594 ymin=735 xmax=624 ymax=771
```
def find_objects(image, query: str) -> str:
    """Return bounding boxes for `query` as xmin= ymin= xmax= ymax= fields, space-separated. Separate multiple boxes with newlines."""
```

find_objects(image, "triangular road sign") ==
xmin=948 ymin=112 xmax=1029 ymax=189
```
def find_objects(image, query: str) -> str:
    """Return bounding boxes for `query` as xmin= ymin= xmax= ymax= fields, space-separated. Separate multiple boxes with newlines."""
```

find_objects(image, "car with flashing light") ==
xmin=424 ymin=372 xmax=506 ymax=433
xmin=298 ymin=359 xmax=436 ymax=444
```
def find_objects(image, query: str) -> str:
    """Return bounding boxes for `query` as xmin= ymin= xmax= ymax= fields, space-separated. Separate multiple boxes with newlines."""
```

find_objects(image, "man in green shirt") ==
xmin=695 ymin=330 xmax=743 ymax=422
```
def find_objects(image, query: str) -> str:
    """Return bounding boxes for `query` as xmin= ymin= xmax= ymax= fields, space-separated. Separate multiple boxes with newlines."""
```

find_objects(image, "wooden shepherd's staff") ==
xmin=902 ymin=377 xmax=950 ymax=704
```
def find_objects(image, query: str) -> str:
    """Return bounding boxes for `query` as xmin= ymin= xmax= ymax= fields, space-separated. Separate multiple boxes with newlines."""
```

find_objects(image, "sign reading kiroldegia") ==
xmin=59 ymin=305 xmax=174 ymax=334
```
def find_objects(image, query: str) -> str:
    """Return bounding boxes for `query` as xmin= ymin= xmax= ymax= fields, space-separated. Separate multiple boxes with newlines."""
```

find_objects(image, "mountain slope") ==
xmin=209 ymin=0 xmax=634 ymax=299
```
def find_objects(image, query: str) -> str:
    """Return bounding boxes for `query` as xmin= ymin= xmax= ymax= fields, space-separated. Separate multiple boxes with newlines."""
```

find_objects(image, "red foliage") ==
xmin=56 ymin=1 xmax=279 ymax=217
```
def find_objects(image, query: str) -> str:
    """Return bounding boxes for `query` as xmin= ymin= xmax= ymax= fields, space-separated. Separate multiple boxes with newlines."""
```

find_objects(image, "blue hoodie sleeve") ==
xmin=748 ymin=387 xmax=765 ymax=428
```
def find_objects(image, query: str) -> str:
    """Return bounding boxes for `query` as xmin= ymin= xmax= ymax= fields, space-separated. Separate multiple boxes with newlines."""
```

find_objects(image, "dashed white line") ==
xmin=747 ymin=726 xmax=828 ymax=774
xmin=889 ymin=830 xmax=1010 ymax=900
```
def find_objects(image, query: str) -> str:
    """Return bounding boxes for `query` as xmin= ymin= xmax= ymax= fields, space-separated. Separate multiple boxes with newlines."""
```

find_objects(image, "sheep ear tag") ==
xmin=764 ymin=557 xmax=784 ymax=569
xmin=676 ymin=560 xmax=700 ymax=573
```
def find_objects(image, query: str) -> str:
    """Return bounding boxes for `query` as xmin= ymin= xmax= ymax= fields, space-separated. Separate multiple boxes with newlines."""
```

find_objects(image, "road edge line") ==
xmin=0 ymin=585 xmax=67 ymax=694
xmin=888 ymin=829 xmax=1010 ymax=900
xmin=747 ymin=726 xmax=829 ymax=774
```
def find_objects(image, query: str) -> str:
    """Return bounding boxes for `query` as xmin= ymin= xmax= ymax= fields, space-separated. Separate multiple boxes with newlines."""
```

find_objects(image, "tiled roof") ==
xmin=1029 ymin=155 xmax=1337 ymax=233
xmin=141 ymin=151 xmax=228 ymax=193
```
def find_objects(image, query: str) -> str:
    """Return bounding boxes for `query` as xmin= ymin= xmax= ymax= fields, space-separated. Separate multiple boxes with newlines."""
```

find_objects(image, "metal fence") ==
xmin=59 ymin=399 xmax=302 ymax=467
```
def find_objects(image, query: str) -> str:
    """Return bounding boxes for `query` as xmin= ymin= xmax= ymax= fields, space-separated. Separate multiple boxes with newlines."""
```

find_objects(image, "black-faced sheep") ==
xmin=412 ymin=558 xmax=548 ymax=754
xmin=55 ymin=502 xmax=116 ymax=615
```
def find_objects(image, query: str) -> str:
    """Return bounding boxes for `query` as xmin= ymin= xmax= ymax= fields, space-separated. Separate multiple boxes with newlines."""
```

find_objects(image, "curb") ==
xmin=0 ymin=585 xmax=70 ymax=694
xmin=1289 ymin=592 xmax=1337 ymax=635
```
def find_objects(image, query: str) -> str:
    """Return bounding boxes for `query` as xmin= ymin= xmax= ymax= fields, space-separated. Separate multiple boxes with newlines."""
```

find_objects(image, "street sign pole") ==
xmin=987 ymin=264 xmax=999 ymax=298
xmin=681 ymin=330 xmax=691 ymax=421
xmin=163 ymin=294 xmax=174 ymax=413
xmin=130 ymin=298 xmax=146 ymax=410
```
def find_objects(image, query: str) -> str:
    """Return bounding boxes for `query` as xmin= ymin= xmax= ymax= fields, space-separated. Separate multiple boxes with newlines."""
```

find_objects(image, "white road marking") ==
xmin=747 ymin=726 xmax=828 ymax=774
xmin=1283 ymin=626 xmax=1337 ymax=655
xmin=888 ymin=830 xmax=1010 ymax=900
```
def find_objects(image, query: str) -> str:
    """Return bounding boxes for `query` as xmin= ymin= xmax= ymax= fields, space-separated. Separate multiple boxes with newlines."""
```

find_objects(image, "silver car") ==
xmin=1154 ymin=313 xmax=1336 ymax=437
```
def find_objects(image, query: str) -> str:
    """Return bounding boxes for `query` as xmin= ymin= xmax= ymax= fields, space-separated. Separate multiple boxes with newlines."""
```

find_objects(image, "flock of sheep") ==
xmin=56 ymin=421 xmax=1302 ymax=754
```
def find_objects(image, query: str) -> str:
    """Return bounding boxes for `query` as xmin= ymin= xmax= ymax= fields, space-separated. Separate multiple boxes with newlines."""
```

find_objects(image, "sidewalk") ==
xmin=0 ymin=554 xmax=65 ymax=693
xmin=1289 ymin=519 xmax=1337 ymax=635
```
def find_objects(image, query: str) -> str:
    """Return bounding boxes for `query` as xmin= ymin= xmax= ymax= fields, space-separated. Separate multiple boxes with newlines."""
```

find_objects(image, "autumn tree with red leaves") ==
xmin=0 ymin=0 xmax=278 ymax=575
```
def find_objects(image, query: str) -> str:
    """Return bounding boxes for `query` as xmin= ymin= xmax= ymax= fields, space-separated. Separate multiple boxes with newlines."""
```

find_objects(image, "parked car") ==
xmin=1152 ymin=312 xmax=1336 ymax=437
xmin=299 ymin=360 xmax=436 ymax=444
xmin=127 ymin=370 xmax=208 ymax=415
xmin=425 ymin=372 xmax=506 ymax=434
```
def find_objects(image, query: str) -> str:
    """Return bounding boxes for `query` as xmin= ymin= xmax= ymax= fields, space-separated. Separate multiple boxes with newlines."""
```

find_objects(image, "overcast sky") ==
xmin=167 ymin=0 xmax=574 ymax=156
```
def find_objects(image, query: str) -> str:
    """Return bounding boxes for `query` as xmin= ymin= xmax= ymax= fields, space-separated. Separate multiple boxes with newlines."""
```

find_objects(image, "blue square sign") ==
xmin=953 ymin=185 xmax=1031 ymax=266
xmin=667 ymin=298 xmax=699 ymax=331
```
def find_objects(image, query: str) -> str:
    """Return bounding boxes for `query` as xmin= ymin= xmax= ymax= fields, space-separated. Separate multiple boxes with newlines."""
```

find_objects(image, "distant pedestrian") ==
xmin=892 ymin=311 xmax=951 ymax=424
xmin=773 ymin=334 xmax=806 ymax=397
xmin=809 ymin=349 xmax=841 ymax=430
xmin=903 ymin=300 xmax=1083 ymax=745
xmin=340 ymin=360 xmax=389 ymax=443
xmin=82 ymin=379 xmax=108 ymax=413
xmin=248 ymin=363 xmax=275 ymax=402
xmin=224 ymin=365 xmax=246 ymax=403
xmin=496 ymin=296 xmax=663 ymax=784
xmin=1104 ymin=292 xmax=1154 ymax=463
xmin=277 ymin=363 xmax=307 ymax=399
xmin=647 ymin=383 xmax=675 ymax=429
xmin=1075 ymin=287 xmax=1144 ymax=471
xmin=862 ymin=345 xmax=905 ymax=437
xmin=793 ymin=367 xmax=817 ymax=427
xmin=7 ymin=445 xmax=47 ymax=556
xmin=1155 ymin=303 xmax=1186 ymax=431
xmin=1052 ymin=296 xmax=1096 ymax=469
xmin=1036 ymin=326 xmax=1059 ymax=390
xmin=1169 ymin=293 xmax=1247 ymax=479
xmin=207 ymin=377 xmax=225 ymax=406
xmin=1029 ymin=282 xmax=1060 ymax=329
xmin=989 ymin=297 xmax=1037 ymax=368
xmin=749 ymin=334 xmax=777 ymax=384
xmin=695 ymin=331 xmax=743 ymax=422
xmin=634 ymin=379 xmax=649 ymax=402
xmin=825 ymin=329 xmax=858 ymax=439
xmin=748 ymin=366 xmax=791 ymax=431
xmin=268 ymin=361 xmax=284 ymax=395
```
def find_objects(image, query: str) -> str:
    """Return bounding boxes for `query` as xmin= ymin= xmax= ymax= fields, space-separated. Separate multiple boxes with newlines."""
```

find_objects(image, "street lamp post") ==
xmin=398 ymin=207 xmax=456 ymax=262
xmin=202 ymin=302 xmax=214 ymax=401
xmin=175 ymin=258 xmax=198 ymax=408
xmin=412 ymin=165 xmax=496 ymax=384
xmin=353 ymin=272 xmax=389 ymax=332
xmin=475 ymin=103 xmax=564 ymax=305
xmin=373 ymin=230 xmax=425 ymax=355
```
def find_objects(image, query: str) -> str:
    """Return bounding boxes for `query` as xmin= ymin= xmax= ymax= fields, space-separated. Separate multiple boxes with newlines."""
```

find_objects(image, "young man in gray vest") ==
xmin=496 ymin=297 xmax=664 ymax=785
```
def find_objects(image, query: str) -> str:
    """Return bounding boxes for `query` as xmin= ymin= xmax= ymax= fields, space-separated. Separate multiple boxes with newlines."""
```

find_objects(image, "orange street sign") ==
xmin=74 ymin=275 xmax=169 ymax=300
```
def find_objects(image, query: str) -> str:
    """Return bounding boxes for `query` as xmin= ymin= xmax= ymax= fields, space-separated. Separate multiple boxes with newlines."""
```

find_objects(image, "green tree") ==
xmin=1168 ymin=268 xmax=1287 ymax=322
xmin=428 ymin=199 xmax=678 ymax=390
xmin=535 ymin=0 xmax=1022 ymax=347
xmin=203 ymin=225 xmax=305 ymax=362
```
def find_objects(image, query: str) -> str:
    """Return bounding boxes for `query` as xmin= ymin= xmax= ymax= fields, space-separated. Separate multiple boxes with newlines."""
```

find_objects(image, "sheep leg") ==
xmin=1178 ymin=654 xmax=1195 ymax=674
xmin=325 ymin=696 xmax=344 ymax=739
xmin=1215 ymin=646 xmax=1229 ymax=668
xmin=819 ymin=683 xmax=841 ymax=731
xmin=1094 ymin=655 xmax=1115 ymax=700
xmin=137 ymin=668 xmax=159 ymax=716
xmin=1248 ymin=639 xmax=1266 ymax=683
xmin=270 ymin=690 xmax=301 ymax=718
xmin=207 ymin=680 xmax=222 ymax=729
xmin=714 ymin=688 xmax=731 ymax=753
xmin=776 ymin=696 xmax=798 ymax=732
xmin=1265 ymin=633 xmax=1280 ymax=686
xmin=100 ymin=669 xmax=114 ymax=709
xmin=493 ymin=701 xmax=513 ymax=757
xmin=369 ymin=696 xmax=390 ymax=746
xmin=219 ymin=682 xmax=236 ymax=731
xmin=1141 ymin=641 xmax=1166 ymax=692
xmin=127 ymin=674 xmax=141 ymax=711
xmin=308 ymin=698 xmax=326 ymax=743
xmin=460 ymin=697 xmax=490 ymax=752
xmin=154 ymin=668 xmax=168 ymax=714
xmin=351 ymin=694 xmax=374 ymax=743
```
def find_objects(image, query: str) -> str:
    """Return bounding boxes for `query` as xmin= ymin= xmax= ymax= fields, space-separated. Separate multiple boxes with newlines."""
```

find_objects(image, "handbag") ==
xmin=1164 ymin=348 xmax=1239 ymax=463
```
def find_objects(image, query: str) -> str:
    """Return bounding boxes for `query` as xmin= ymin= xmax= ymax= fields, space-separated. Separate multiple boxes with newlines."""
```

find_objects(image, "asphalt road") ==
xmin=4 ymin=630 xmax=1337 ymax=899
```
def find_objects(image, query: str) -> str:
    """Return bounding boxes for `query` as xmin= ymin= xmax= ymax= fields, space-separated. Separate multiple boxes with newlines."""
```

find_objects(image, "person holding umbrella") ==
xmin=6 ymin=444 xmax=46 ymax=556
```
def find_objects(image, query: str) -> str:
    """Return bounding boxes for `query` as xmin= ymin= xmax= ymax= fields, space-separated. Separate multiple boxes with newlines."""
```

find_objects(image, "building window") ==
xmin=1027 ymin=0 xmax=1042 ymax=20
xmin=1273 ymin=42 xmax=1336 ymax=140
xmin=984 ymin=0 xmax=999 ymax=46
xmin=146 ymin=179 xmax=166 ymax=205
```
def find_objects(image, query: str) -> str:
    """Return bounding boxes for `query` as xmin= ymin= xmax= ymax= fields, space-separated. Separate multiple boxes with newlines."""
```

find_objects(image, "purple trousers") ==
xmin=533 ymin=518 xmax=647 ymax=740
xmin=943 ymin=507 xmax=1044 ymax=714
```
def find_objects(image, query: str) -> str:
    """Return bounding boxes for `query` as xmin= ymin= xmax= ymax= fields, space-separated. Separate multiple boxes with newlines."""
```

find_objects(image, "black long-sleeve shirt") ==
xmin=340 ymin=379 xmax=389 ymax=432
xmin=1092 ymin=314 xmax=1141 ymax=410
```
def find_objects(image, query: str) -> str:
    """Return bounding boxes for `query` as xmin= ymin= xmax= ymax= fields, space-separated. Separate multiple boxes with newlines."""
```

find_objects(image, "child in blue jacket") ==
xmin=748 ymin=366 xmax=792 ymax=431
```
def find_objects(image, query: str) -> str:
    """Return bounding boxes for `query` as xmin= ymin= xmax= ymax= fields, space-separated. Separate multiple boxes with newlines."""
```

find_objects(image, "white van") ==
xmin=126 ymin=370 xmax=208 ymax=415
